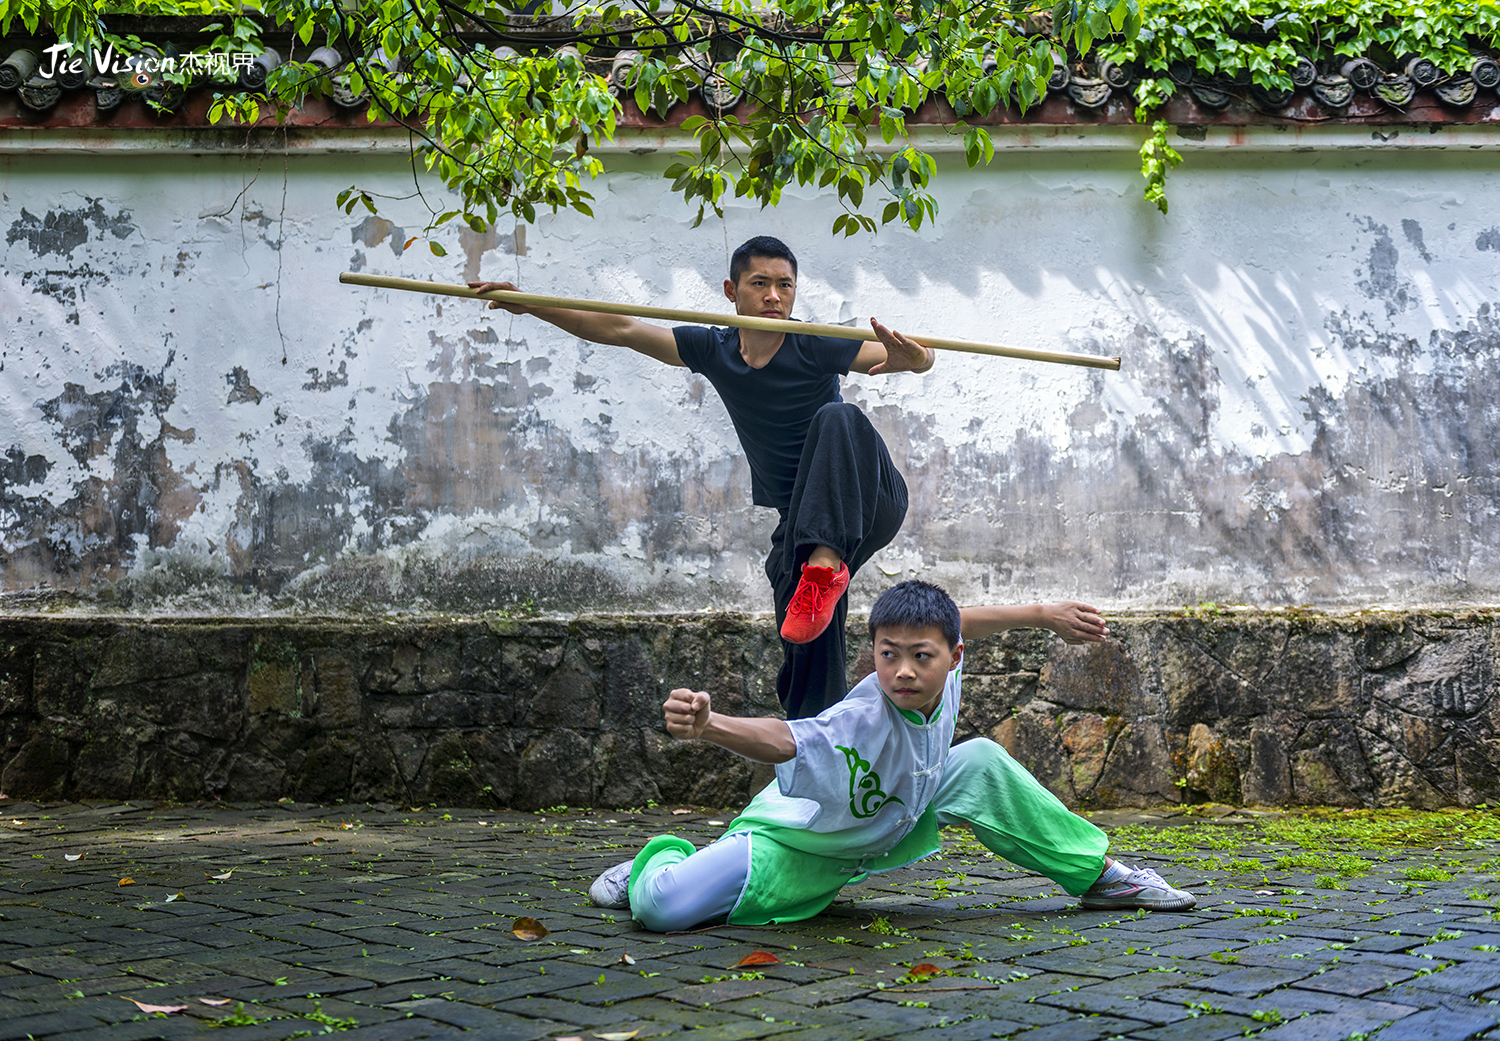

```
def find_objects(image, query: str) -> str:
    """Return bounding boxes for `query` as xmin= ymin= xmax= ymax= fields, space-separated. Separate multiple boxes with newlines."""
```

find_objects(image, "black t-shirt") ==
xmin=674 ymin=325 xmax=862 ymax=509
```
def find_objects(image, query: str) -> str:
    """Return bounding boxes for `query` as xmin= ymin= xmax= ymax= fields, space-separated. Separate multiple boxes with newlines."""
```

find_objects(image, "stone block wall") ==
xmin=1 ymin=610 xmax=1496 ymax=809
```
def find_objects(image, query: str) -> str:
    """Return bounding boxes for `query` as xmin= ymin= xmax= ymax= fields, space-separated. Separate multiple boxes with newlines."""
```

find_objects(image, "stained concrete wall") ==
xmin=4 ymin=126 xmax=1500 ymax=615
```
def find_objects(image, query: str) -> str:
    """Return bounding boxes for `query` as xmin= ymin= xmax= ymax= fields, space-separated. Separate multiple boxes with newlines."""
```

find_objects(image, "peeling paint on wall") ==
xmin=2 ymin=150 xmax=1500 ymax=615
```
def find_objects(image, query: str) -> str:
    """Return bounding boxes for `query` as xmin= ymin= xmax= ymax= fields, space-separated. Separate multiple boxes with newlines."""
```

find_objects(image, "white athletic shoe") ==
xmin=589 ymin=861 xmax=633 ymax=910
xmin=1080 ymin=865 xmax=1196 ymax=911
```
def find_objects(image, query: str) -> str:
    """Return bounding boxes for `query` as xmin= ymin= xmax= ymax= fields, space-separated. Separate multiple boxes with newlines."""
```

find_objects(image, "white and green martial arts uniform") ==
xmin=627 ymin=660 xmax=1110 ymax=931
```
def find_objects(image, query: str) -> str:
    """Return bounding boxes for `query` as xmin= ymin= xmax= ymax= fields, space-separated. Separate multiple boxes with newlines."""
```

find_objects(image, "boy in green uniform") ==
xmin=590 ymin=580 xmax=1195 ymax=930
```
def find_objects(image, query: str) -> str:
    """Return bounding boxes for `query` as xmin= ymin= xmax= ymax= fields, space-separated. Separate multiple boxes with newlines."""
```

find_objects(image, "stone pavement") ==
xmin=1 ymin=801 xmax=1499 ymax=1041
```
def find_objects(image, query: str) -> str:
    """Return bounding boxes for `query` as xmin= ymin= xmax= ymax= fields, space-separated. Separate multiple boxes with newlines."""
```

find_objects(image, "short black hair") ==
xmin=868 ymin=580 xmax=962 ymax=650
xmin=729 ymin=236 xmax=797 ymax=284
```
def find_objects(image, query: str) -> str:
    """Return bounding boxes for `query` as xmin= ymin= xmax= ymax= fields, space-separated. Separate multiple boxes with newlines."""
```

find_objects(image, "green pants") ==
xmin=628 ymin=739 xmax=1109 ymax=930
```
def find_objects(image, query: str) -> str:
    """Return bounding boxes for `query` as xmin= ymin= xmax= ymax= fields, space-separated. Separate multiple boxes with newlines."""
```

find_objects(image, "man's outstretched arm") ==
xmin=663 ymin=688 xmax=796 ymax=764
xmin=960 ymin=603 xmax=1110 ymax=644
xmin=468 ymin=280 xmax=684 ymax=367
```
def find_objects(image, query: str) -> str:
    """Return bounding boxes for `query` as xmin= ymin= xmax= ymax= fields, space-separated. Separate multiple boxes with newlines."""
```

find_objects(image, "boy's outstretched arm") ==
xmin=960 ymin=603 xmax=1110 ymax=644
xmin=468 ymin=280 xmax=684 ymax=367
xmin=663 ymin=688 xmax=796 ymax=764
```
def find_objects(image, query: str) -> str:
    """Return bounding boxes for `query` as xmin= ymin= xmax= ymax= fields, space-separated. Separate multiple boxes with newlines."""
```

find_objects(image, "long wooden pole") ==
xmin=339 ymin=271 xmax=1122 ymax=371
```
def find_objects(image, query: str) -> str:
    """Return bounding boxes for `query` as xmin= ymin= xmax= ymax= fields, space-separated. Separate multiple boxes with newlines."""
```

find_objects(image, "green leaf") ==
xmin=429 ymin=241 xmax=448 ymax=257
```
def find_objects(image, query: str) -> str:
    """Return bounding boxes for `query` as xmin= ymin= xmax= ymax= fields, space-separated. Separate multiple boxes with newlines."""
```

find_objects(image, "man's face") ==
xmin=872 ymin=624 xmax=962 ymax=718
xmin=724 ymin=256 xmax=796 ymax=321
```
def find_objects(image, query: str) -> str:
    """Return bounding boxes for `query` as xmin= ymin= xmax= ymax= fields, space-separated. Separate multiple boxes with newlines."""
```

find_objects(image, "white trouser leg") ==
xmin=632 ymin=832 xmax=753 ymax=932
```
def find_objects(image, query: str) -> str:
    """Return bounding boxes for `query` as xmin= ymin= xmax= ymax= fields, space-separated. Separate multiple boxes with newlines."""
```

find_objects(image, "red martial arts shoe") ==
xmin=780 ymin=563 xmax=850 ymax=644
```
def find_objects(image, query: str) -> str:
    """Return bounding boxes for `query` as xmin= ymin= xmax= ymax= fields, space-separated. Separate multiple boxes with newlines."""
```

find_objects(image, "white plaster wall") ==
xmin=3 ymin=131 xmax=1499 ymax=614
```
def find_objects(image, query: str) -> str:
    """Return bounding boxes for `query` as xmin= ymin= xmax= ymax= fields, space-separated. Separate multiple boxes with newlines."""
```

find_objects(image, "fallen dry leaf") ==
xmin=617 ymin=953 xmax=636 ymax=966
xmin=64 ymin=853 xmax=82 ymax=862
xmin=117 ymin=878 xmax=135 ymax=886
xmin=199 ymin=998 xmax=231 ymax=1006
xmin=512 ymin=916 xmax=550 ymax=941
xmin=554 ymin=1036 xmax=585 ymax=1041
xmin=908 ymin=963 xmax=941 ymax=977
xmin=594 ymin=1032 xmax=638 ymax=1041
xmin=1253 ymin=890 xmax=1276 ymax=896
xmin=129 ymin=999 xmax=187 ymax=1014
xmin=671 ymin=809 xmax=692 ymax=815
xmin=732 ymin=951 xmax=780 ymax=968
xmin=164 ymin=893 xmax=182 ymax=903
xmin=208 ymin=870 xmax=234 ymax=880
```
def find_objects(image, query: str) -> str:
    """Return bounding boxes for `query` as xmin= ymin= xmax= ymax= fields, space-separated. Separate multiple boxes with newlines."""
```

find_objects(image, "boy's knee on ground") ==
xmin=628 ymin=834 xmax=750 ymax=932
xmin=631 ymin=887 xmax=694 ymax=932
xmin=632 ymin=863 xmax=709 ymax=932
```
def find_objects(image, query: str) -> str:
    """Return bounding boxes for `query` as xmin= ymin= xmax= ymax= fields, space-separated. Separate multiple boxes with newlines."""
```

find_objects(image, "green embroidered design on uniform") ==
xmin=836 ymin=745 xmax=904 ymax=818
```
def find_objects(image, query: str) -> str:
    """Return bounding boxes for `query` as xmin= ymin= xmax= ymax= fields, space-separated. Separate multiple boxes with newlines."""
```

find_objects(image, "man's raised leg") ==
xmin=770 ymin=401 xmax=907 ymax=718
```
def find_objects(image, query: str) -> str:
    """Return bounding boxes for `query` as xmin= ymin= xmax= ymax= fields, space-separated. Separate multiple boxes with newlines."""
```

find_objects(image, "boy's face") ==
xmin=724 ymin=256 xmax=796 ymax=321
xmin=872 ymin=624 xmax=962 ymax=718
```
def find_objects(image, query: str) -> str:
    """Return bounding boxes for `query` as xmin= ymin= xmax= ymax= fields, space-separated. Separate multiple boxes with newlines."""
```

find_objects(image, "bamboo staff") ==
xmin=339 ymin=272 xmax=1122 ymax=371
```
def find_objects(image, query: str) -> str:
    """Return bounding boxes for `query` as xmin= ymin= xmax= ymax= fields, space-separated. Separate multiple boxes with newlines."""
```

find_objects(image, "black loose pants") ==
xmin=767 ymin=402 xmax=908 ymax=719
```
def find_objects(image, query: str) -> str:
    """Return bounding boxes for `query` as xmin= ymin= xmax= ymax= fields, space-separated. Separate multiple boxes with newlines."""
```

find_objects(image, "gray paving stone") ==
xmin=548 ymin=973 xmax=685 ymax=1005
xmin=1124 ymin=1012 xmax=1260 ymax=1041
xmin=1394 ymin=961 xmax=1500 ymax=996
xmin=717 ymin=995 xmax=872 ymax=1026
xmin=298 ymin=957 xmax=441 ymax=983
xmin=1193 ymin=964 xmax=1314 ymax=995
xmin=1292 ymin=958 xmax=1418 ymax=995
xmin=752 ymin=977 xmax=878 ymax=1007
xmin=820 ymin=997 xmax=961 ymax=1026
xmin=305 ymin=1023 xmax=467 ymax=1040
xmin=45 ymin=1019 xmax=204 ymax=1041
xmin=598 ymin=995 xmax=755 ymax=1028
xmin=5 ymin=804 xmax=1500 ymax=1041
xmin=1375 ymin=1007 xmax=1500 ymax=1040
xmin=392 ymin=995 xmax=540 ymax=1028
xmin=212 ymin=976 xmax=380 ymax=1001
xmin=0 ymin=1009 xmax=107 ymax=1039
xmin=661 ymin=977 xmax=798 ymax=1006
xmin=1004 ymin=1014 xmax=1149 ymax=1040
xmin=1250 ymin=1010 xmax=1405 ymax=1040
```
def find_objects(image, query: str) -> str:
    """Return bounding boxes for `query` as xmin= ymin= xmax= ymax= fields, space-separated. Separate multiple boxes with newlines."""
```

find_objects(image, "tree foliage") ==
xmin=4 ymin=1 xmax=1497 ymax=231
xmin=1106 ymin=0 xmax=1500 ymax=211
xmin=0 ymin=0 xmax=1139 ymax=238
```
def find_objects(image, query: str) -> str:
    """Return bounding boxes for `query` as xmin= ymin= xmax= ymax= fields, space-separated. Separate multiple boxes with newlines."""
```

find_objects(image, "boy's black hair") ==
xmin=729 ymin=236 xmax=798 ymax=284
xmin=868 ymin=580 xmax=962 ymax=650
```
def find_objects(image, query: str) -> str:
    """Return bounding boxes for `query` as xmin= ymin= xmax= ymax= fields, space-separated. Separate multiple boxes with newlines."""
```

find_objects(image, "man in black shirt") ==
xmin=471 ymin=236 xmax=932 ymax=718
